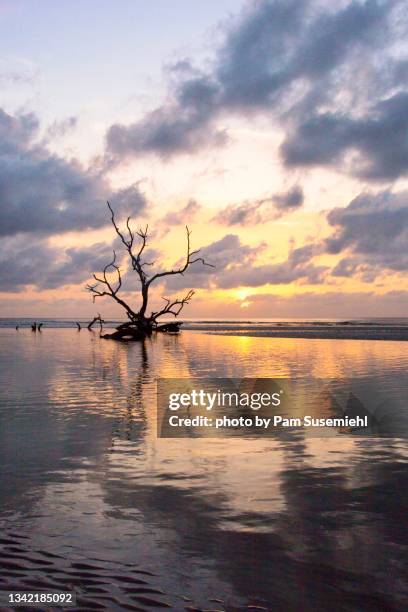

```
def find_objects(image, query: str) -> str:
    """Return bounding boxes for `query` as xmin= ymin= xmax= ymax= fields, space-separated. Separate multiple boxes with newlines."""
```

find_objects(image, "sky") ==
xmin=0 ymin=0 xmax=407 ymax=319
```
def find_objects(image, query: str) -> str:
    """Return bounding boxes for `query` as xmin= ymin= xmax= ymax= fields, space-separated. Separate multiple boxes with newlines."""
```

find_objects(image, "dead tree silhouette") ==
xmin=87 ymin=202 xmax=213 ymax=341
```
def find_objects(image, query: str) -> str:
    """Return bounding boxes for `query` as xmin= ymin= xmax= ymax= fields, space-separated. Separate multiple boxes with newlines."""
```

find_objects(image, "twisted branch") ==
xmin=147 ymin=226 xmax=214 ymax=287
xmin=86 ymin=250 xmax=137 ymax=320
xmin=151 ymin=290 xmax=195 ymax=321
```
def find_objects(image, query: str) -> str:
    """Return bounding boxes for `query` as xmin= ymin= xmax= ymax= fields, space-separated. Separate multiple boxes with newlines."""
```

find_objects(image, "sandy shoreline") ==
xmin=185 ymin=325 xmax=408 ymax=341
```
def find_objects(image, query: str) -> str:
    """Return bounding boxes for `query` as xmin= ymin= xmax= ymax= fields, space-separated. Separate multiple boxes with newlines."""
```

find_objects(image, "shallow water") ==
xmin=0 ymin=329 xmax=407 ymax=611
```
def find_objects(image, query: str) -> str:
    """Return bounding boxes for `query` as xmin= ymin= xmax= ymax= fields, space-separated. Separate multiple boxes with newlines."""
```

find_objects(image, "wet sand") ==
xmin=185 ymin=323 xmax=408 ymax=341
xmin=0 ymin=530 xmax=170 ymax=610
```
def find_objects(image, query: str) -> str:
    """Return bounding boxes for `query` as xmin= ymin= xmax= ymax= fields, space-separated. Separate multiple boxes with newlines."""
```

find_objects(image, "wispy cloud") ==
xmin=162 ymin=199 xmax=201 ymax=226
xmin=213 ymin=186 xmax=304 ymax=226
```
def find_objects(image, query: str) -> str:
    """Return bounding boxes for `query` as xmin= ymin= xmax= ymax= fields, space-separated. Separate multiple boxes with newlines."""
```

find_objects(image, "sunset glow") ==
xmin=0 ymin=0 xmax=407 ymax=318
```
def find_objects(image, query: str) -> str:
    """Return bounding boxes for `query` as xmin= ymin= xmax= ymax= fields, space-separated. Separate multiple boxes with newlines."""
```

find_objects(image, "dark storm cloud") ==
xmin=325 ymin=190 xmax=408 ymax=276
xmin=0 ymin=108 xmax=146 ymax=238
xmin=105 ymin=0 xmax=401 ymax=181
xmin=213 ymin=186 xmax=304 ymax=226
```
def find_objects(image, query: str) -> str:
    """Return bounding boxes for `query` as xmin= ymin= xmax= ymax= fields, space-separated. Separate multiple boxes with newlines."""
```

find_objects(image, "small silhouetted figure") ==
xmin=15 ymin=325 xmax=19 ymax=330
xmin=76 ymin=322 xmax=81 ymax=331
xmin=38 ymin=323 xmax=43 ymax=331
xmin=31 ymin=322 xmax=37 ymax=332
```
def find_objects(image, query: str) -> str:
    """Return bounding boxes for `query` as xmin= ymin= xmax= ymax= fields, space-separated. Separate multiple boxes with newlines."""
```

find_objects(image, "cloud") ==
xmin=0 ymin=108 xmax=146 ymax=238
xmin=325 ymin=190 xmax=408 ymax=277
xmin=0 ymin=71 xmax=35 ymax=86
xmin=326 ymin=191 xmax=408 ymax=273
xmin=212 ymin=185 xmax=304 ymax=226
xmin=273 ymin=185 xmax=304 ymax=211
xmin=104 ymin=0 xmax=402 ymax=181
xmin=0 ymin=236 xmax=115 ymax=292
xmin=216 ymin=243 xmax=325 ymax=289
xmin=217 ymin=0 xmax=389 ymax=111
xmin=45 ymin=116 xmax=77 ymax=140
xmin=213 ymin=198 xmax=272 ymax=226
xmin=161 ymin=233 xmax=260 ymax=291
xmin=106 ymin=73 xmax=225 ymax=158
xmin=162 ymin=199 xmax=201 ymax=225
xmin=213 ymin=0 xmax=308 ymax=111
xmin=43 ymin=242 xmax=118 ymax=289
xmin=282 ymin=93 xmax=408 ymax=180
xmin=162 ymin=233 xmax=325 ymax=291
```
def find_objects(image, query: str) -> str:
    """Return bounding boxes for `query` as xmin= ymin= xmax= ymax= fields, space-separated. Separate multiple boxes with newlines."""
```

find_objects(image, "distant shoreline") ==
xmin=1 ymin=319 xmax=407 ymax=341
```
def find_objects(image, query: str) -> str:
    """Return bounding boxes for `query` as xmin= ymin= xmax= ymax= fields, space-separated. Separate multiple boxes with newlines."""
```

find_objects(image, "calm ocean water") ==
xmin=0 ymin=329 xmax=407 ymax=610
xmin=1 ymin=316 xmax=408 ymax=329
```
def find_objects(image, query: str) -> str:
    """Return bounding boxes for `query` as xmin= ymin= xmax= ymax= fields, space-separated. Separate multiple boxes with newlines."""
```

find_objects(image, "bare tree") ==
xmin=86 ymin=202 xmax=213 ymax=340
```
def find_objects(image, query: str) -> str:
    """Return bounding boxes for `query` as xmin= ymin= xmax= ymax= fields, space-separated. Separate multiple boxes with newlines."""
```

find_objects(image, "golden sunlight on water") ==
xmin=0 ymin=329 xmax=407 ymax=610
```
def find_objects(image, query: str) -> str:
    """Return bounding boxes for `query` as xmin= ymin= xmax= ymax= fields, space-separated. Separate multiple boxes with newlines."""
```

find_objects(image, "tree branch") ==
xmin=147 ymin=226 xmax=213 ymax=286
xmin=86 ymin=250 xmax=137 ymax=320
xmin=107 ymin=201 xmax=149 ymax=285
xmin=151 ymin=290 xmax=195 ymax=321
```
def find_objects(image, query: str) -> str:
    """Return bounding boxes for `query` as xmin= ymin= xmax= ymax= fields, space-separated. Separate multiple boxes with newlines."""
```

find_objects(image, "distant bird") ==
xmin=15 ymin=325 xmax=19 ymax=330
xmin=31 ymin=322 xmax=37 ymax=332
xmin=38 ymin=323 xmax=43 ymax=331
xmin=76 ymin=322 xmax=81 ymax=330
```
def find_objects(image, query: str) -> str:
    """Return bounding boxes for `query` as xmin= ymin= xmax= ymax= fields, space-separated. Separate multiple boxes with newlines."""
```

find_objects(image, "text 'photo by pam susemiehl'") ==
xmin=156 ymin=378 xmax=400 ymax=438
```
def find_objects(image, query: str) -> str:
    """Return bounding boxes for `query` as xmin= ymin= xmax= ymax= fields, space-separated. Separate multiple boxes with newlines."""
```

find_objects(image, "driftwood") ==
xmin=100 ymin=320 xmax=183 ymax=341
xmin=156 ymin=321 xmax=183 ymax=333
xmin=86 ymin=202 xmax=213 ymax=341
xmin=87 ymin=314 xmax=105 ymax=331
xmin=100 ymin=321 xmax=149 ymax=341
xmin=101 ymin=328 xmax=144 ymax=341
